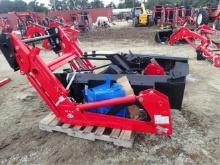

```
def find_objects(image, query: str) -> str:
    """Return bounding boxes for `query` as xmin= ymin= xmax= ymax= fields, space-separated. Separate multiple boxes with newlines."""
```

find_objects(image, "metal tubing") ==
xmin=22 ymin=34 xmax=51 ymax=44
xmin=47 ymin=52 xmax=75 ymax=71
xmin=77 ymin=95 xmax=137 ymax=111
xmin=0 ymin=78 xmax=11 ymax=87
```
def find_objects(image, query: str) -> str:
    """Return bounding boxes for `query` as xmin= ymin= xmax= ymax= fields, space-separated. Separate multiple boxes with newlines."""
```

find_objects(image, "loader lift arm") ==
xmin=0 ymin=27 xmax=173 ymax=135
xmin=169 ymin=26 xmax=220 ymax=67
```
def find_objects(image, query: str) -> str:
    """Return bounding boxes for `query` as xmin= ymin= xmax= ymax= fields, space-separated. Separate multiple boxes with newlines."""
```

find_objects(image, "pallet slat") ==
xmin=49 ymin=118 xmax=60 ymax=127
xmin=95 ymin=127 xmax=105 ymax=136
xmin=62 ymin=124 xmax=71 ymax=129
xmin=110 ymin=129 xmax=121 ymax=138
xmin=40 ymin=113 xmax=55 ymax=125
xmin=119 ymin=130 xmax=133 ymax=140
xmin=83 ymin=126 xmax=94 ymax=133
xmin=39 ymin=113 xmax=136 ymax=148
xmin=73 ymin=125 xmax=82 ymax=131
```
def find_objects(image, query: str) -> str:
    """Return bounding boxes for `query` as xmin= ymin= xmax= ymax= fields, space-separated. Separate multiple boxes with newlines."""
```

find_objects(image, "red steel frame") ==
xmin=6 ymin=26 xmax=173 ymax=135
xmin=175 ymin=8 xmax=197 ymax=27
xmin=169 ymin=25 xmax=220 ymax=67
xmin=153 ymin=5 xmax=196 ymax=28
xmin=22 ymin=17 xmax=72 ymax=50
xmin=25 ymin=23 xmax=45 ymax=38
xmin=25 ymin=23 xmax=50 ymax=50
xmin=57 ymin=26 xmax=95 ymax=71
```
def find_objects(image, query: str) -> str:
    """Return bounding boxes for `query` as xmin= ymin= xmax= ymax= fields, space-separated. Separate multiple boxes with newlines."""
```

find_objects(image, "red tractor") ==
xmin=196 ymin=1 xmax=220 ymax=29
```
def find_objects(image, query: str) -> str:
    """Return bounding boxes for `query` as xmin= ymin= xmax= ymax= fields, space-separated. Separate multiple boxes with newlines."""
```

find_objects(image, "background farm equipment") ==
xmin=0 ymin=17 xmax=13 ymax=33
xmin=168 ymin=25 xmax=220 ymax=67
xmin=153 ymin=4 xmax=198 ymax=43
xmin=0 ymin=24 xmax=189 ymax=135
xmin=196 ymin=1 xmax=220 ymax=28
xmin=132 ymin=2 xmax=153 ymax=27
xmin=71 ymin=11 xmax=92 ymax=32
xmin=154 ymin=27 xmax=189 ymax=44
xmin=14 ymin=15 xmax=72 ymax=50
xmin=155 ymin=28 xmax=174 ymax=43
xmin=94 ymin=17 xmax=111 ymax=28
xmin=15 ymin=11 xmax=43 ymax=37
xmin=153 ymin=5 xmax=197 ymax=29
xmin=43 ymin=16 xmax=70 ymax=28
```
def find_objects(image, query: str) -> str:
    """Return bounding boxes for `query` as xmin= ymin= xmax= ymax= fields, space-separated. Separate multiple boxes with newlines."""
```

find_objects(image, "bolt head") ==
xmin=67 ymin=113 xmax=74 ymax=119
xmin=139 ymin=97 xmax=144 ymax=102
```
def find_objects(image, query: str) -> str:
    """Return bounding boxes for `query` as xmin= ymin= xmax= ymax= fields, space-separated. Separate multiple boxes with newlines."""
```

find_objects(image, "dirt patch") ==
xmin=79 ymin=25 xmax=156 ymax=43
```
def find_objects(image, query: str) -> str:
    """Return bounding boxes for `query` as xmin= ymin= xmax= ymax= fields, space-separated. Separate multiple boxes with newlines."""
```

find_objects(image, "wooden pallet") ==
xmin=39 ymin=113 xmax=136 ymax=148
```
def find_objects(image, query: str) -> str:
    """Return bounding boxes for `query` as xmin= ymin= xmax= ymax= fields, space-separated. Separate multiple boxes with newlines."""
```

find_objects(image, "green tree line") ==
xmin=0 ymin=0 xmax=105 ymax=13
xmin=49 ymin=0 xmax=104 ymax=10
xmin=0 ymin=0 xmax=48 ymax=13
xmin=0 ymin=0 xmax=219 ymax=13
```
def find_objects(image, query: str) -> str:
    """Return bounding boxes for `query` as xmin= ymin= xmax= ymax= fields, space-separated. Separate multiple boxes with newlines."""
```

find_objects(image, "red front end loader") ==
xmin=0 ymin=26 xmax=189 ymax=136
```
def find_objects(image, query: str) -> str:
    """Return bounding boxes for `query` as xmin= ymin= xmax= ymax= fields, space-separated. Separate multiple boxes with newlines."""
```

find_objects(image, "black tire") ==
xmin=196 ymin=9 xmax=209 ymax=27
xmin=214 ymin=20 xmax=220 ymax=30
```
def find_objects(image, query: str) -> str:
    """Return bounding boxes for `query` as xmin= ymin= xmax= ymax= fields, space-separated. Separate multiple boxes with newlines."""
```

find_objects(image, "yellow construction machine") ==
xmin=132 ymin=3 xmax=153 ymax=27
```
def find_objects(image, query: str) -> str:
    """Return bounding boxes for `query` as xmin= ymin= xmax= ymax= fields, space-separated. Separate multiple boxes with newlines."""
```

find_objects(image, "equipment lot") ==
xmin=0 ymin=22 xmax=219 ymax=164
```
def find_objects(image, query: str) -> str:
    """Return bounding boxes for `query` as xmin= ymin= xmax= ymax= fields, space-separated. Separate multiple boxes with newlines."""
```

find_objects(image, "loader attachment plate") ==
xmin=155 ymin=29 xmax=174 ymax=43
xmin=0 ymin=33 xmax=19 ymax=71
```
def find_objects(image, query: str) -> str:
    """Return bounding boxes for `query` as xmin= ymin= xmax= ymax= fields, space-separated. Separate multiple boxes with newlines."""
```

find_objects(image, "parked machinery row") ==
xmin=152 ymin=2 xmax=220 ymax=29
xmin=152 ymin=5 xmax=197 ymax=28
xmin=0 ymin=11 xmax=93 ymax=35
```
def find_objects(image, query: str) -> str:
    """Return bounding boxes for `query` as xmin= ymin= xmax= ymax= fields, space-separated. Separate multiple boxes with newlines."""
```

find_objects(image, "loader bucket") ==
xmin=155 ymin=29 xmax=173 ymax=43
xmin=56 ymin=53 xmax=189 ymax=110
